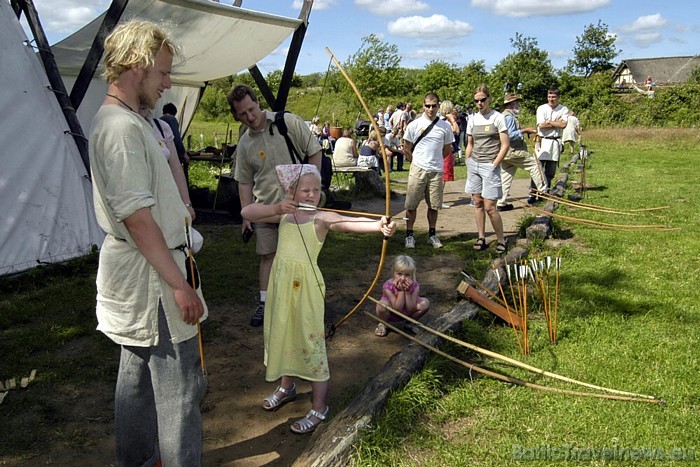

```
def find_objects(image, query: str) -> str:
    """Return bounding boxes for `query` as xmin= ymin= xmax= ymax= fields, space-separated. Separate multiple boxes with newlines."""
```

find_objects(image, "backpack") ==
xmin=270 ymin=111 xmax=332 ymax=190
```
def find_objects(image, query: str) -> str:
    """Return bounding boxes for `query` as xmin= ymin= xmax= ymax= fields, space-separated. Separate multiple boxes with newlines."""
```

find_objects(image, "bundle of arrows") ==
xmin=486 ymin=254 xmax=561 ymax=355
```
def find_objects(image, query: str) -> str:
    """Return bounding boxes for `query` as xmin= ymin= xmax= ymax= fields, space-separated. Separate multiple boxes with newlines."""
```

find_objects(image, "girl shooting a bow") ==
xmin=241 ymin=164 xmax=396 ymax=434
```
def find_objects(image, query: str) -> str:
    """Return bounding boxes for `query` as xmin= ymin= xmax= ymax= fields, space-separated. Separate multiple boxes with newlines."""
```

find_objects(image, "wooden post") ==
xmin=457 ymin=281 xmax=522 ymax=329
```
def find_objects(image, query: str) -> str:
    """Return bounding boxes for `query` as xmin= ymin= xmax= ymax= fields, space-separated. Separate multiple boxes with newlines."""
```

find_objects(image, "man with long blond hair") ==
xmin=89 ymin=20 xmax=207 ymax=466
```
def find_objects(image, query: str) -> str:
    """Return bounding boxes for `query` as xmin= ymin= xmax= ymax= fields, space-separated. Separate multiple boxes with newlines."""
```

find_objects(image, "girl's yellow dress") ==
xmin=264 ymin=214 xmax=329 ymax=382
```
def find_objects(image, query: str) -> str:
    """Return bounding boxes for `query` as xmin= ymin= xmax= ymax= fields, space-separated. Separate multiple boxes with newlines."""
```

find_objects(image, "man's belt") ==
xmin=542 ymin=136 xmax=561 ymax=140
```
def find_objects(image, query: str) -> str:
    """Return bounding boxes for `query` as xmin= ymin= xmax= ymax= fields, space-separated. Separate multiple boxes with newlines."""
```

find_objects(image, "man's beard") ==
xmin=136 ymin=75 xmax=157 ymax=110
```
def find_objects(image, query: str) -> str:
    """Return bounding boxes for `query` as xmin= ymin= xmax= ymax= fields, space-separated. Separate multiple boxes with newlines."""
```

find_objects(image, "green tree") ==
xmin=459 ymin=60 xmax=489 ymax=104
xmin=688 ymin=65 xmax=700 ymax=84
xmin=342 ymin=34 xmax=404 ymax=103
xmin=490 ymin=33 xmax=557 ymax=112
xmin=417 ymin=60 xmax=466 ymax=103
xmin=567 ymin=21 xmax=621 ymax=78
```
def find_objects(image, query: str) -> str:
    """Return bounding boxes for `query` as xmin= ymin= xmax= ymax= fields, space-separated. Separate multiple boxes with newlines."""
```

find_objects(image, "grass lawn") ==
xmin=1 ymin=128 xmax=697 ymax=464
xmin=352 ymin=128 xmax=700 ymax=465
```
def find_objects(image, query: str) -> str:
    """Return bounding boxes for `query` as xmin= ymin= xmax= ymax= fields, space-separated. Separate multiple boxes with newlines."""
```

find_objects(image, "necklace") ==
xmin=106 ymin=93 xmax=135 ymax=113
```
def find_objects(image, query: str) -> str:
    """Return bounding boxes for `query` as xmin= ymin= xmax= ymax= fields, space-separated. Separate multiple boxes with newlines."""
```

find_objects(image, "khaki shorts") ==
xmin=254 ymin=222 xmax=278 ymax=256
xmin=404 ymin=164 xmax=444 ymax=211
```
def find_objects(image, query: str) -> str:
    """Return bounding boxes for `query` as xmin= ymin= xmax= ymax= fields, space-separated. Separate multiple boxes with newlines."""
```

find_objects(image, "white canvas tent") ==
xmin=1 ymin=0 xmax=307 ymax=275
xmin=0 ymin=0 xmax=103 ymax=276
xmin=52 ymin=0 xmax=305 ymax=133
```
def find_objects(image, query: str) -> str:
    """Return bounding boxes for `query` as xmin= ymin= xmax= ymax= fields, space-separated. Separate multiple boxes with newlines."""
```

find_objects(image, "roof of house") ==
xmin=612 ymin=56 xmax=700 ymax=84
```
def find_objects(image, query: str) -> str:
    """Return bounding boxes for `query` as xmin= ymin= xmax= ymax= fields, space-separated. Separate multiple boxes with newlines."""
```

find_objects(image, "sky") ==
xmin=23 ymin=0 xmax=700 ymax=76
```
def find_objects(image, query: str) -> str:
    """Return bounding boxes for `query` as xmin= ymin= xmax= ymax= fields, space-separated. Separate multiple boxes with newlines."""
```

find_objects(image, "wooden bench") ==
xmin=332 ymin=166 xmax=385 ymax=195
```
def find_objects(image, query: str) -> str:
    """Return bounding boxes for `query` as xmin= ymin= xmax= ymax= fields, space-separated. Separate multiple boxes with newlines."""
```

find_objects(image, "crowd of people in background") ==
xmin=312 ymin=86 xmax=580 ymax=253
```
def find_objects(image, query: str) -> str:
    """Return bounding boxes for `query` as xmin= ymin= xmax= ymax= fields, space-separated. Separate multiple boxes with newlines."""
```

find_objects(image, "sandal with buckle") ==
xmin=290 ymin=406 xmax=329 ymax=434
xmin=473 ymin=238 xmax=488 ymax=251
xmin=262 ymin=383 xmax=297 ymax=411
xmin=374 ymin=323 xmax=388 ymax=337
xmin=496 ymin=242 xmax=507 ymax=253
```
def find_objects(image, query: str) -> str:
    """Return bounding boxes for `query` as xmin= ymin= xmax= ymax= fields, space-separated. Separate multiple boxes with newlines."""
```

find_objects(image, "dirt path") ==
xmin=7 ymin=177 xmax=532 ymax=466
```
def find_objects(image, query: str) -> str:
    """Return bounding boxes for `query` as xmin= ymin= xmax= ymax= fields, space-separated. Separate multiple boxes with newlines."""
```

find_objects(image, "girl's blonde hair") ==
xmin=392 ymin=255 xmax=416 ymax=277
xmin=102 ymin=20 xmax=179 ymax=83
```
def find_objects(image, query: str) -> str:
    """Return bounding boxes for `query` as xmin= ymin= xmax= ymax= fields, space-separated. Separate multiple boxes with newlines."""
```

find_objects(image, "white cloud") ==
xmin=470 ymin=0 xmax=609 ymax=18
xmin=619 ymin=14 xmax=668 ymax=33
xmin=633 ymin=32 xmax=661 ymax=48
xmin=616 ymin=14 xmax=668 ymax=49
xmin=550 ymin=49 xmax=570 ymax=59
xmin=388 ymin=15 xmax=474 ymax=39
xmin=294 ymin=0 xmax=336 ymax=10
xmin=355 ymin=0 xmax=429 ymax=16
xmin=31 ymin=0 xmax=107 ymax=34
xmin=405 ymin=49 xmax=460 ymax=60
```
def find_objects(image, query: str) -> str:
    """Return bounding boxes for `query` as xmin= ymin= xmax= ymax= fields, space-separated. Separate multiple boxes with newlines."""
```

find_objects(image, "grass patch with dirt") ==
xmin=352 ymin=128 xmax=700 ymax=466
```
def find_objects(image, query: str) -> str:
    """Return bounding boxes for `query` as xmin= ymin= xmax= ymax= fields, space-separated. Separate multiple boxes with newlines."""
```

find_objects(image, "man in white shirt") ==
xmin=536 ymin=88 xmax=569 ymax=190
xmin=402 ymin=93 xmax=454 ymax=249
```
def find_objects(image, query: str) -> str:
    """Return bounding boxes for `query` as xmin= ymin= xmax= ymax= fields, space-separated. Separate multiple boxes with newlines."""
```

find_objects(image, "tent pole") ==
xmin=17 ymin=0 xmax=91 ymax=176
xmin=247 ymin=65 xmax=277 ymax=111
xmin=69 ymin=0 xmax=129 ymax=111
xmin=274 ymin=0 xmax=313 ymax=111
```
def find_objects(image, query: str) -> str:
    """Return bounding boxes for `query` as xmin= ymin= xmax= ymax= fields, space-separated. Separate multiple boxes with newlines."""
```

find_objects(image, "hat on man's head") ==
xmin=275 ymin=164 xmax=321 ymax=190
xmin=503 ymin=94 xmax=522 ymax=105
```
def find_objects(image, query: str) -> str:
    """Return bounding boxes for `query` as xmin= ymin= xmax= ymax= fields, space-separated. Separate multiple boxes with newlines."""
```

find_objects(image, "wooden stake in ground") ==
xmin=457 ymin=281 xmax=523 ymax=329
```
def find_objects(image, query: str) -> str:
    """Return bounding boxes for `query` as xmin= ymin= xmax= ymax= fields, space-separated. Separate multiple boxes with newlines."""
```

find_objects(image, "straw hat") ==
xmin=503 ymin=94 xmax=522 ymax=105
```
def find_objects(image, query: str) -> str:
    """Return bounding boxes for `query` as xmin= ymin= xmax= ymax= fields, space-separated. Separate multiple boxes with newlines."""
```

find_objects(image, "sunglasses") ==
xmin=473 ymin=97 xmax=488 ymax=103
xmin=424 ymin=103 xmax=438 ymax=109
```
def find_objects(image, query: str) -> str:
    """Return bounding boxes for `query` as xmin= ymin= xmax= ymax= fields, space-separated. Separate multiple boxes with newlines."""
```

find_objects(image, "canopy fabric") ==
xmin=0 ymin=0 xmax=104 ymax=275
xmin=52 ymin=0 xmax=303 ymax=132
xmin=1 ymin=0 xmax=303 ymax=275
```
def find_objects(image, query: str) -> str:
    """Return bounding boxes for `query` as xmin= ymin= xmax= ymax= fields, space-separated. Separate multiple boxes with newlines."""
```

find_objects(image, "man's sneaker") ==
xmin=527 ymin=196 xmax=541 ymax=205
xmin=405 ymin=236 xmax=416 ymax=249
xmin=497 ymin=203 xmax=514 ymax=212
xmin=250 ymin=303 xmax=265 ymax=327
xmin=428 ymin=235 xmax=443 ymax=249
xmin=441 ymin=203 xmax=451 ymax=209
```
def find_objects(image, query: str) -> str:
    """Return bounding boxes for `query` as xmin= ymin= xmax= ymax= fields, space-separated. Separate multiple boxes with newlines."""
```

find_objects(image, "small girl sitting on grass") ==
xmin=374 ymin=255 xmax=430 ymax=337
xmin=241 ymin=164 xmax=396 ymax=434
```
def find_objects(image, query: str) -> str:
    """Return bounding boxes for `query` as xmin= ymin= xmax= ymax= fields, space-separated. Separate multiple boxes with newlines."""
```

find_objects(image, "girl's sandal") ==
xmin=374 ymin=323 xmax=388 ymax=337
xmin=290 ymin=406 xmax=329 ymax=434
xmin=262 ymin=383 xmax=297 ymax=411
xmin=473 ymin=238 xmax=488 ymax=251
xmin=496 ymin=242 xmax=507 ymax=253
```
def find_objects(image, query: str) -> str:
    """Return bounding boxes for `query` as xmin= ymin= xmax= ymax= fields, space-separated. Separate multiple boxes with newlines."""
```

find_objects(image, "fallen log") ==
xmin=526 ymin=172 xmax=568 ymax=240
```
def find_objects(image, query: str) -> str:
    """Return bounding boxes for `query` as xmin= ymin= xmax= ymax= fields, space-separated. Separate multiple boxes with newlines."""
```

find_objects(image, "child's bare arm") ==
xmin=241 ymin=199 xmax=296 ymax=223
xmin=404 ymin=283 xmax=420 ymax=313
xmin=324 ymin=213 xmax=397 ymax=236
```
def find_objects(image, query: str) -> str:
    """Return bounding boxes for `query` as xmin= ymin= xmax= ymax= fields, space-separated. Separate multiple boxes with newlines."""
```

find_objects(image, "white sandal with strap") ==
xmin=290 ymin=406 xmax=329 ymax=434
xmin=262 ymin=383 xmax=297 ymax=411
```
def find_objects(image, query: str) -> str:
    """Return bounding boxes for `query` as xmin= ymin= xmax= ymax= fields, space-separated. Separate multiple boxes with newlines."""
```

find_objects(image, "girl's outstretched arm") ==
xmin=323 ymin=213 xmax=397 ymax=236
xmin=241 ymin=199 xmax=297 ymax=223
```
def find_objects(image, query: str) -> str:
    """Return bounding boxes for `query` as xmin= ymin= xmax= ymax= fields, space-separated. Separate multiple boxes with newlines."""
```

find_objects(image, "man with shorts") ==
xmin=402 ymin=92 xmax=454 ymax=249
xmin=228 ymin=84 xmax=321 ymax=326
xmin=89 ymin=20 xmax=207 ymax=465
